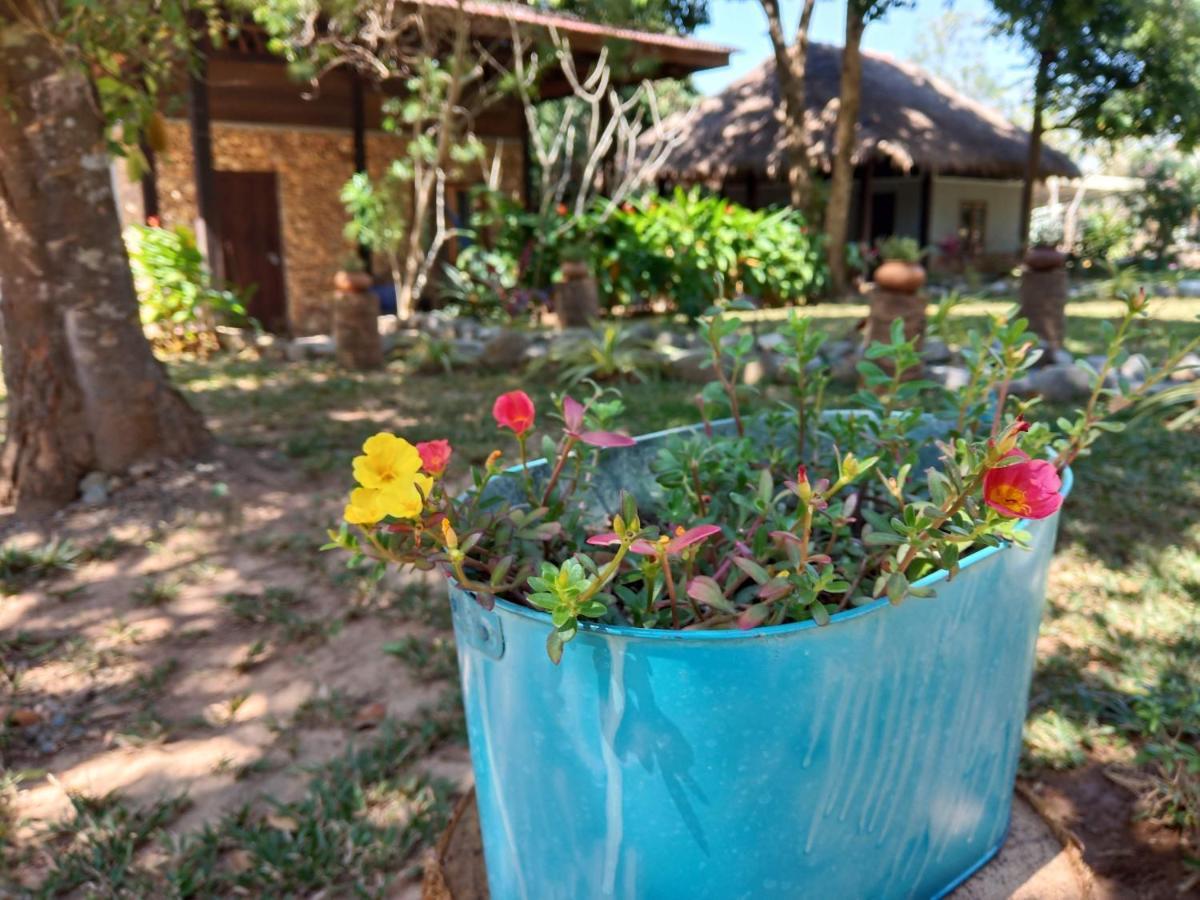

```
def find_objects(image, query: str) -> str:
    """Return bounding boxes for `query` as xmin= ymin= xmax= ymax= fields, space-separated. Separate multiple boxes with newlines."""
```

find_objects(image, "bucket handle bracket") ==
xmin=450 ymin=589 xmax=505 ymax=660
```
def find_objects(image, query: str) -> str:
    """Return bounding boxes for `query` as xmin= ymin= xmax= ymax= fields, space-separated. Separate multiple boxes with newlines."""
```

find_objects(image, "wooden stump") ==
xmin=333 ymin=289 xmax=383 ymax=371
xmin=422 ymin=788 xmax=490 ymax=900
xmin=419 ymin=788 xmax=1093 ymax=899
xmin=1019 ymin=266 xmax=1069 ymax=361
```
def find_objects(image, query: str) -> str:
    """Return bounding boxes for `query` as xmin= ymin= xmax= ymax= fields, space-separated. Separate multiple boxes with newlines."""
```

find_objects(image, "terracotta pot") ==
xmin=874 ymin=260 xmax=926 ymax=294
xmin=560 ymin=259 xmax=590 ymax=282
xmin=1024 ymin=246 xmax=1066 ymax=272
xmin=333 ymin=270 xmax=373 ymax=294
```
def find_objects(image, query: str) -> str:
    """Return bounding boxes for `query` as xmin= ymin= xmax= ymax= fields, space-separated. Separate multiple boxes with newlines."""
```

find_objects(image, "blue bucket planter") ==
xmin=449 ymin=423 xmax=1071 ymax=900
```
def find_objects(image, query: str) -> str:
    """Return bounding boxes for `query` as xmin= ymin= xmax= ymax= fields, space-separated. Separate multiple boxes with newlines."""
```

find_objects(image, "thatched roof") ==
xmin=658 ymin=45 xmax=1080 ymax=182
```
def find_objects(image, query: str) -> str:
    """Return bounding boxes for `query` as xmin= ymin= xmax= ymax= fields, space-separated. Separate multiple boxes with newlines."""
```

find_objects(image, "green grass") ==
xmin=20 ymin=700 xmax=461 ymax=898
xmin=6 ymin=296 xmax=1198 ymax=893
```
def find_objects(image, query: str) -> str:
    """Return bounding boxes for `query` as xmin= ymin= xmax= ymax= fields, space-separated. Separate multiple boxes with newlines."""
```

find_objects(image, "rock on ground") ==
xmin=950 ymin=796 xmax=1090 ymax=899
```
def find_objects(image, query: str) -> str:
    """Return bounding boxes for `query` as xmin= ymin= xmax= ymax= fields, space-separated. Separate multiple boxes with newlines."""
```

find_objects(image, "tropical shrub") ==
xmin=332 ymin=290 xmax=1200 ymax=663
xmin=536 ymin=325 xmax=662 ymax=385
xmin=125 ymin=223 xmax=250 ymax=354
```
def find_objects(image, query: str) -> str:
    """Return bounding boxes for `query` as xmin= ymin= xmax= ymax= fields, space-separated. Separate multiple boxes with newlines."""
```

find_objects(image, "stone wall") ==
xmin=148 ymin=120 xmax=524 ymax=335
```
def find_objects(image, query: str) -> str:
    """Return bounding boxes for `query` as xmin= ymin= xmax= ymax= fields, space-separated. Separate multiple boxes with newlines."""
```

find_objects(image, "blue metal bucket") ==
xmin=450 ymin=424 xmax=1072 ymax=900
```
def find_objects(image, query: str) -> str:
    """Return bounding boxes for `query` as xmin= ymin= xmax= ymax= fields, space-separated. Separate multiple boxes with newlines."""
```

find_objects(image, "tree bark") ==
xmin=825 ymin=8 xmax=866 ymax=298
xmin=760 ymin=0 xmax=818 ymax=213
xmin=0 ymin=16 xmax=209 ymax=515
xmin=1018 ymin=50 xmax=1052 ymax=254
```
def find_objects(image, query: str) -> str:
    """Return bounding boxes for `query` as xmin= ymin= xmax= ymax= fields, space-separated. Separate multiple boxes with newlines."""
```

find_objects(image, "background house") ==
xmin=655 ymin=45 xmax=1080 ymax=273
xmin=114 ymin=4 xmax=730 ymax=334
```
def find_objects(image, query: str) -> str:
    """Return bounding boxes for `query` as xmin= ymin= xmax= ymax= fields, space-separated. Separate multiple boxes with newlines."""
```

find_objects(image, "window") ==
xmin=958 ymin=201 xmax=987 ymax=254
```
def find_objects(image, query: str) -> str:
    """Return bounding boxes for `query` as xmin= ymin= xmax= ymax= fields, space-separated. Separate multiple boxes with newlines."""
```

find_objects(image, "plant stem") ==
xmin=516 ymin=433 xmax=535 ymax=504
xmin=540 ymin=436 xmax=578 ymax=507
xmin=708 ymin=332 xmax=744 ymax=436
xmin=690 ymin=460 xmax=708 ymax=516
xmin=659 ymin=550 xmax=681 ymax=628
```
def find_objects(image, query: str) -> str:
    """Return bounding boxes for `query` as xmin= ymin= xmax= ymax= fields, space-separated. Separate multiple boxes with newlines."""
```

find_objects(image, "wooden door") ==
xmin=870 ymin=191 xmax=897 ymax=242
xmin=214 ymin=171 xmax=287 ymax=333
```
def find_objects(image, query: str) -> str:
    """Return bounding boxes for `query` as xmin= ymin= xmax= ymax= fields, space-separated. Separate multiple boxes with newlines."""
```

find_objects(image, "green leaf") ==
xmin=886 ymin=572 xmax=909 ymax=605
xmin=732 ymin=557 xmax=769 ymax=584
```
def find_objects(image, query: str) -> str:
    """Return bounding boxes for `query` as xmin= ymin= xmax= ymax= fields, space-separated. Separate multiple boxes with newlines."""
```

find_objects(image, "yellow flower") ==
xmin=345 ymin=487 xmax=386 ymax=525
xmin=345 ymin=433 xmax=433 ymax=525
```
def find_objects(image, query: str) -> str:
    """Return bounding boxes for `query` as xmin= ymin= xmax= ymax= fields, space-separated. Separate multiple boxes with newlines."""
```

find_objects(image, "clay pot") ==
xmin=333 ymin=270 xmax=373 ymax=294
xmin=874 ymin=260 xmax=926 ymax=294
xmin=1024 ymin=246 xmax=1066 ymax=272
xmin=560 ymin=259 xmax=591 ymax=282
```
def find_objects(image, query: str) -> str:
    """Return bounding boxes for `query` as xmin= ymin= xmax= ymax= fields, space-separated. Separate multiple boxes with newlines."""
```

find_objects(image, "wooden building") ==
xmin=115 ymin=2 xmax=730 ymax=334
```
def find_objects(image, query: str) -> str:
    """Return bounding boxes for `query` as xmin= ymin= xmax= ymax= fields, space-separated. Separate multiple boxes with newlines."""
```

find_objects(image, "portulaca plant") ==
xmin=330 ymin=291 xmax=1199 ymax=662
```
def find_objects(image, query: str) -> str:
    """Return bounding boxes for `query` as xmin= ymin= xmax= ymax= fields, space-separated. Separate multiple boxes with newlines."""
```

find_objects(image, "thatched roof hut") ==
xmin=658 ymin=45 xmax=1080 ymax=182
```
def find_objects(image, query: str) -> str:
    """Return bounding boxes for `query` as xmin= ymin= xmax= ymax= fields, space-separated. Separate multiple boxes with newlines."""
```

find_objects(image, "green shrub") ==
xmin=594 ymin=188 xmax=826 ymax=317
xmin=875 ymin=235 xmax=922 ymax=263
xmin=1076 ymin=208 xmax=1135 ymax=262
xmin=125 ymin=224 xmax=250 ymax=353
xmin=454 ymin=188 xmax=827 ymax=320
xmin=1128 ymin=154 xmax=1200 ymax=258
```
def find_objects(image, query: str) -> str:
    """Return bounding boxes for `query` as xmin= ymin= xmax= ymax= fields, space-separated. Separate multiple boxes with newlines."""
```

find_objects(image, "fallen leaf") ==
xmin=353 ymin=702 xmax=386 ymax=730
xmin=10 ymin=709 xmax=41 ymax=727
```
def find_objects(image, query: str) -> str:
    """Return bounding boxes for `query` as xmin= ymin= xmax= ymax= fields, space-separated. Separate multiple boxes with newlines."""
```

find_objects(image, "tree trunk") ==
xmin=825 ymin=9 xmax=866 ymax=298
xmin=0 ymin=16 xmax=209 ymax=515
xmin=1019 ymin=51 xmax=1052 ymax=254
xmin=760 ymin=0 xmax=818 ymax=214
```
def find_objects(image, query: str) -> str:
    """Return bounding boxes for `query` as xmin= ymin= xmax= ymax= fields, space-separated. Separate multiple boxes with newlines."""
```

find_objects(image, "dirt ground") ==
xmin=0 ymin=446 xmax=472 ymax=895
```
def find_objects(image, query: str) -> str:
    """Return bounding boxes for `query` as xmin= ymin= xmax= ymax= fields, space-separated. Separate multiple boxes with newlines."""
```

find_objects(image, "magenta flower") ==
xmin=983 ymin=450 xmax=1063 ymax=519
xmin=562 ymin=396 xmax=636 ymax=448
xmin=588 ymin=523 xmax=722 ymax=556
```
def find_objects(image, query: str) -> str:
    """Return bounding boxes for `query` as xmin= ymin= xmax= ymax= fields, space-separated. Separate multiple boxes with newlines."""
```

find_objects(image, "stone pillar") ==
xmin=865 ymin=289 xmax=927 ymax=346
xmin=333 ymin=279 xmax=383 ymax=370
xmin=1019 ymin=262 xmax=1069 ymax=362
xmin=554 ymin=261 xmax=600 ymax=329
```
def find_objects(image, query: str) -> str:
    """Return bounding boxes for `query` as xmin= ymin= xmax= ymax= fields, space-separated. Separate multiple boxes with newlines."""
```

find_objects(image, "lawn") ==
xmin=1 ymin=297 xmax=1198 ymax=897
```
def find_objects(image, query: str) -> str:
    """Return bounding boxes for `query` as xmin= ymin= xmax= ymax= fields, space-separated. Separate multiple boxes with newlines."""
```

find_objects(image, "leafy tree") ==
xmin=991 ymin=0 xmax=1200 ymax=249
xmin=0 ymin=1 xmax=213 ymax=513
xmin=550 ymin=0 xmax=710 ymax=34
xmin=754 ymin=0 xmax=819 ymax=213
xmin=909 ymin=10 xmax=1021 ymax=120
xmin=824 ymin=0 xmax=911 ymax=297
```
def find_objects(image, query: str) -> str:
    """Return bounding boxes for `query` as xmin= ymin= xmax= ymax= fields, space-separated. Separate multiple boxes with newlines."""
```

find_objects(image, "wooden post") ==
xmin=351 ymin=75 xmax=372 ymax=275
xmin=140 ymin=141 xmax=160 ymax=223
xmin=520 ymin=109 xmax=534 ymax=211
xmin=918 ymin=170 xmax=933 ymax=248
xmin=187 ymin=56 xmax=223 ymax=283
xmin=858 ymin=163 xmax=874 ymax=242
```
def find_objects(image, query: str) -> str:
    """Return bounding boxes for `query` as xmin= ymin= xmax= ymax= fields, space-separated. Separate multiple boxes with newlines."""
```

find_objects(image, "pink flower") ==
xmin=492 ymin=391 xmax=535 ymax=435
xmin=563 ymin=396 xmax=636 ymax=448
xmin=588 ymin=524 xmax=722 ymax=556
xmin=983 ymin=450 xmax=1063 ymax=519
xmin=416 ymin=439 xmax=452 ymax=476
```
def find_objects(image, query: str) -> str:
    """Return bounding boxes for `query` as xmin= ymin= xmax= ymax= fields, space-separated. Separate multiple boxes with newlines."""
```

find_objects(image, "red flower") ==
xmin=556 ymin=203 xmax=569 ymax=216
xmin=416 ymin=439 xmax=452 ymax=476
xmin=983 ymin=450 xmax=1063 ymax=519
xmin=492 ymin=391 xmax=535 ymax=435
xmin=563 ymin=396 xmax=636 ymax=448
